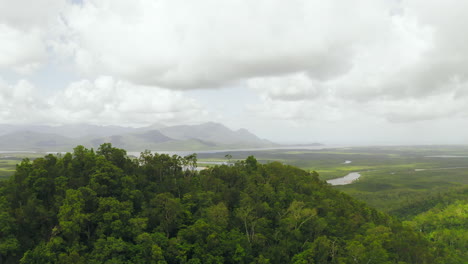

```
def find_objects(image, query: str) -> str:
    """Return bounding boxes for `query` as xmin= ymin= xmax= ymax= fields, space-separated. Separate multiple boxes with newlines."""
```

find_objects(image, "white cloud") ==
xmin=0 ymin=0 xmax=65 ymax=29
xmin=57 ymin=0 xmax=468 ymax=125
xmin=248 ymin=74 xmax=468 ymax=124
xmin=0 ymin=0 xmax=66 ymax=73
xmin=0 ymin=76 xmax=206 ymax=126
xmin=0 ymin=78 xmax=48 ymax=122
xmin=367 ymin=92 xmax=468 ymax=123
xmin=3 ymin=0 xmax=468 ymax=144
xmin=58 ymin=0 xmax=397 ymax=88
xmin=0 ymin=24 xmax=47 ymax=73
xmin=248 ymin=73 xmax=324 ymax=101
xmin=244 ymin=2 xmax=468 ymax=124
xmin=50 ymin=76 xmax=207 ymax=126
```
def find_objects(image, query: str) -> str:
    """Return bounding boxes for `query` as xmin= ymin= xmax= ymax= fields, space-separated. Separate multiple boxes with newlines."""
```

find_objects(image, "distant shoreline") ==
xmin=126 ymin=144 xmax=338 ymax=157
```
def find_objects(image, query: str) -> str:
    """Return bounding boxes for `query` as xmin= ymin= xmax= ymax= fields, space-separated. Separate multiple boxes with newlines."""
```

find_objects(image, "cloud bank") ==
xmin=58 ymin=0 xmax=392 ymax=88
xmin=2 ymin=0 xmax=468 ymax=143
xmin=0 ymin=76 xmax=205 ymax=126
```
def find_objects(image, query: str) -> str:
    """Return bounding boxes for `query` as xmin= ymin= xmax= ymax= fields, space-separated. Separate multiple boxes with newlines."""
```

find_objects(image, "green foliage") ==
xmin=404 ymin=201 xmax=468 ymax=263
xmin=0 ymin=197 xmax=19 ymax=263
xmin=0 ymin=144 xmax=460 ymax=263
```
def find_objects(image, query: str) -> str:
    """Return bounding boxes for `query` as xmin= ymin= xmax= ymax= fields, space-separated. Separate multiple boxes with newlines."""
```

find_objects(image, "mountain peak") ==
xmin=198 ymin=122 xmax=228 ymax=128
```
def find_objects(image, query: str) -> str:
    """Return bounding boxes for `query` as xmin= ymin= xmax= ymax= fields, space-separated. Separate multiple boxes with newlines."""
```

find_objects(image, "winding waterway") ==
xmin=326 ymin=172 xmax=361 ymax=186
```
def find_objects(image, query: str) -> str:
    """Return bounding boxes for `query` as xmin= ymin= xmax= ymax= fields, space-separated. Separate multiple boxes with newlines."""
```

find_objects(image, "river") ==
xmin=326 ymin=172 xmax=361 ymax=186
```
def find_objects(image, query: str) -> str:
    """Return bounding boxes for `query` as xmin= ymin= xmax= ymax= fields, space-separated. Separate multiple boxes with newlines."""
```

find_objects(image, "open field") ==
xmin=0 ymin=152 xmax=46 ymax=180
xmin=0 ymin=159 xmax=18 ymax=179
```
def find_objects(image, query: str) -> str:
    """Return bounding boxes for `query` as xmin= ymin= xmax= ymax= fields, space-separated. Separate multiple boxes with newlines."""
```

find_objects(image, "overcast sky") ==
xmin=1 ymin=0 xmax=468 ymax=145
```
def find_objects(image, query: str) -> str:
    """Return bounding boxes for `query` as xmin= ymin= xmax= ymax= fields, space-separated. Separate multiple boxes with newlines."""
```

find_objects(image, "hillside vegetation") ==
xmin=0 ymin=144 xmax=459 ymax=263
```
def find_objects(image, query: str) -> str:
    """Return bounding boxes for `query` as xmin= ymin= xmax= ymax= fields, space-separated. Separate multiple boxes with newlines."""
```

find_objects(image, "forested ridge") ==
xmin=0 ymin=144 xmax=459 ymax=263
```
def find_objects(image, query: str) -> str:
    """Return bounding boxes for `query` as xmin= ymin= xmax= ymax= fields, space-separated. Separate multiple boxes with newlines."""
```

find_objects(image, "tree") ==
xmin=0 ymin=197 xmax=19 ymax=263
xmin=58 ymin=189 xmax=91 ymax=243
xmin=225 ymin=154 xmax=233 ymax=165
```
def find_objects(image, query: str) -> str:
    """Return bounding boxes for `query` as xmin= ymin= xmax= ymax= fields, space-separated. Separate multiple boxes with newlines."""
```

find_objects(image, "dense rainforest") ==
xmin=0 ymin=144 xmax=462 ymax=263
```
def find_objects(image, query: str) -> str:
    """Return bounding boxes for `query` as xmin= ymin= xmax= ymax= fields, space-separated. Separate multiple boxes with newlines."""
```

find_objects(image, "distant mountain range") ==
xmin=0 ymin=122 xmax=279 ymax=152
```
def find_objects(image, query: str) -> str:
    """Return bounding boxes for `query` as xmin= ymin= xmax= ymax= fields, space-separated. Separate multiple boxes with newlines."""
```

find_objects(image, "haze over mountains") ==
xmin=0 ymin=122 xmax=277 ymax=151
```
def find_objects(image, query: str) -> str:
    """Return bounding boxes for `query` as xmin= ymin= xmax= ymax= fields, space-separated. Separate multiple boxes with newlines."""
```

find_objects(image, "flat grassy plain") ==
xmin=0 ymin=159 xmax=18 ymax=178
xmin=198 ymin=145 xmax=468 ymax=216
xmin=199 ymin=145 xmax=468 ymax=178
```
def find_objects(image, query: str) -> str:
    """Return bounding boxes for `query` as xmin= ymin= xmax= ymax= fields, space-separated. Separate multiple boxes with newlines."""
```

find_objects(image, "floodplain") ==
xmin=197 ymin=145 xmax=468 ymax=216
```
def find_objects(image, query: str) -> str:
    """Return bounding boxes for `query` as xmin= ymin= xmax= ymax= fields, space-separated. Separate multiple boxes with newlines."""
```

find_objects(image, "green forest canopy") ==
xmin=0 ymin=144 xmax=464 ymax=263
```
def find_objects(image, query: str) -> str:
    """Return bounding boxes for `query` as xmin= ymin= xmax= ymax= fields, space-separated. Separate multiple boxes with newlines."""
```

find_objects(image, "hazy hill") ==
xmin=0 ymin=122 xmax=277 ymax=151
xmin=0 ymin=131 xmax=74 ymax=150
xmin=88 ymin=130 xmax=174 ymax=150
xmin=0 ymin=124 xmax=138 ymax=138
xmin=159 ymin=122 xmax=275 ymax=147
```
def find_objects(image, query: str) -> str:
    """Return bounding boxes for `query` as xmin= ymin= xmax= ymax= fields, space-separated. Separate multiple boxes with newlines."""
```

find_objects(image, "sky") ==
xmin=1 ymin=0 xmax=468 ymax=145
